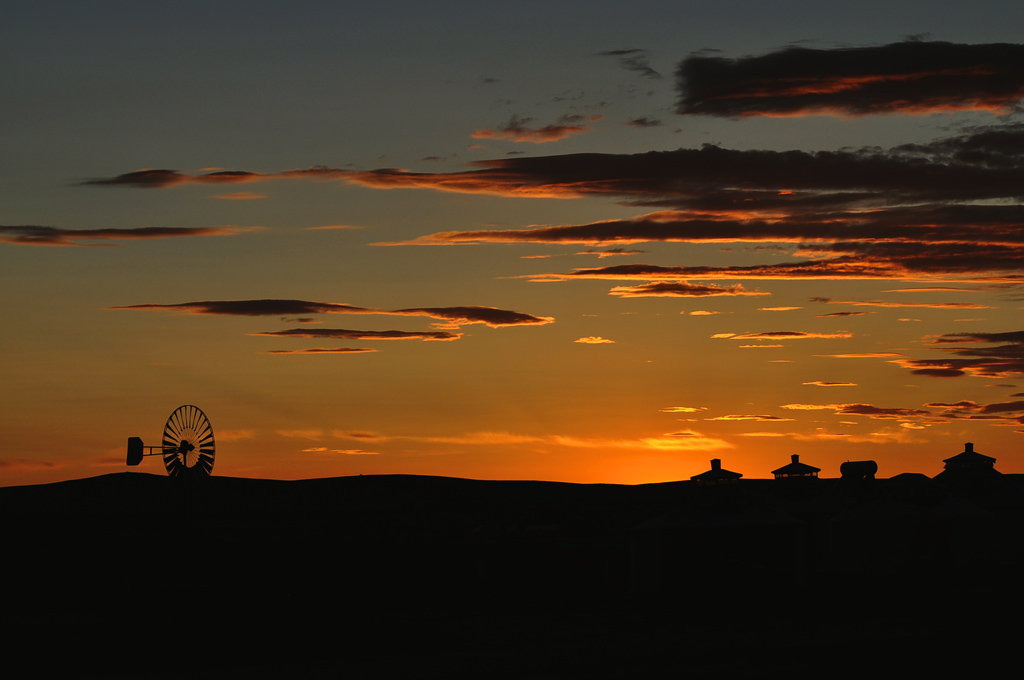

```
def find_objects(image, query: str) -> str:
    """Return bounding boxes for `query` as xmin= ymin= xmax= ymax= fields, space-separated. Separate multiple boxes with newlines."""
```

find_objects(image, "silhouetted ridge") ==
xmin=5 ymin=447 xmax=1024 ymax=677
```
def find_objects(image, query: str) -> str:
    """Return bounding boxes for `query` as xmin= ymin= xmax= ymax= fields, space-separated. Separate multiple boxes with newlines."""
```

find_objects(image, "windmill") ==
xmin=127 ymin=405 xmax=216 ymax=479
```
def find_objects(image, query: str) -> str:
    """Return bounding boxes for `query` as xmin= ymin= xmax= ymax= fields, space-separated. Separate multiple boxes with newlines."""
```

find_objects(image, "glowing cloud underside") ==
xmin=675 ymin=41 xmax=1024 ymax=118
xmin=340 ymin=126 xmax=1024 ymax=285
xmin=254 ymin=328 xmax=461 ymax=341
xmin=83 ymin=121 xmax=1024 ymax=286
xmin=471 ymin=114 xmax=602 ymax=143
xmin=109 ymin=299 xmax=554 ymax=328
xmin=267 ymin=347 xmax=378 ymax=355
xmin=891 ymin=331 xmax=1024 ymax=378
xmin=609 ymin=282 xmax=768 ymax=297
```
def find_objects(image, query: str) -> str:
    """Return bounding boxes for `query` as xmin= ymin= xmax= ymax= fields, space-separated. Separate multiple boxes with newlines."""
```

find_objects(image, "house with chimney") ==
xmin=771 ymin=454 xmax=820 ymax=481
xmin=690 ymin=458 xmax=742 ymax=486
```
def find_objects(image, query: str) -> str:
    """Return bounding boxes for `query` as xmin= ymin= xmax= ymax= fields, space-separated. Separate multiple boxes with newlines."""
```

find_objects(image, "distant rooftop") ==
xmin=771 ymin=454 xmax=820 ymax=480
xmin=691 ymin=458 xmax=742 ymax=485
xmin=942 ymin=442 xmax=996 ymax=471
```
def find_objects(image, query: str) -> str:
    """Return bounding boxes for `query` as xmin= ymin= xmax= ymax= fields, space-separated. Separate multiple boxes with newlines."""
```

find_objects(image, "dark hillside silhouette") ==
xmin=3 ymin=444 xmax=1024 ymax=677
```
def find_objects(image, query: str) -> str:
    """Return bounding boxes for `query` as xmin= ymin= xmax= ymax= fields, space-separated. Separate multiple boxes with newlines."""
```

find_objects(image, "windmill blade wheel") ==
xmin=162 ymin=405 xmax=216 ymax=479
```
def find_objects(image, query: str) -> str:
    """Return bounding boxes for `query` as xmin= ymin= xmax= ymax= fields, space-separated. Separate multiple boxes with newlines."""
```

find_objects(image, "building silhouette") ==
xmin=771 ymin=453 xmax=820 ymax=480
xmin=633 ymin=442 xmax=1024 ymax=593
xmin=690 ymin=458 xmax=742 ymax=485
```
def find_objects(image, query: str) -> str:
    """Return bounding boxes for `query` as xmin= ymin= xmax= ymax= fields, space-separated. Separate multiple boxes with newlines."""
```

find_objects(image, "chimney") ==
xmin=965 ymin=442 xmax=974 ymax=453
xmin=710 ymin=458 xmax=721 ymax=471
xmin=791 ymin=454 xmax=799 ymax=464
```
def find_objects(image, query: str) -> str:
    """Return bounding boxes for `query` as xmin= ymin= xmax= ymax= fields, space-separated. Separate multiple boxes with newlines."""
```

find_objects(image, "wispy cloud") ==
xmin=255 ymin=328 xmax=461 ymax=341
xmin=81 ymin=165 xmax=348 ymax=188
xmin=718 ymin=331 xmax=853 ymax=340
xmin=277 ymin=429 xmax=324 ymax=440
xmin=1 ymin=225 xmax=257 ymax=246
xmin=609 ymin=282 xmax=769 ymax=298
xmin=114 ymin=299 xmax=372 ymax=315
xmin=110 ymin=299 xmax=554 ymax=328
xmin=389 ymin=306 xmax=554 ymax=329
xmin=599 ymin=48 xmax=663 ymax=80
xmin=267 ymin=347 xmax=378 ymax=355
xmin=705 ymin=414 xmax=795 ymax=422
xmin=776 ymin=397 xmax=1024 ymax=429
xmin=816 ymin=311 xmax=874 ymax=317
xmin=890 ymin=330 xmax=1024 ymax=377
xmin=577 ymin=247 xmax=647 ymax=258
xmin=334 ymin=428 xmax=731 ymax=451
xmin=819 ymin=352 xmax=905 ymax=358
xmin=217 ymin=430 xmax=256 ymax=441
xmin=780 ymin=402 xmax=933 ymax=419
xmin=575 ymin=336 xmax=615 ymax=344
xmin=471 ymin=114 xmax=602 ymax=143
xmin=810 ymin=296 xmax=992 ymax=310
xmin=213 ymin=192 xmax=265 ymax=200
xmin=626 ymin=117 xmax=662 ymax=128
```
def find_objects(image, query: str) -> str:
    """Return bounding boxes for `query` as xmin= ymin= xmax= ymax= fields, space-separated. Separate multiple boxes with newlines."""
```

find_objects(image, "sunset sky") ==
xmin=3 ymin=1 xmax=1024 ymax=486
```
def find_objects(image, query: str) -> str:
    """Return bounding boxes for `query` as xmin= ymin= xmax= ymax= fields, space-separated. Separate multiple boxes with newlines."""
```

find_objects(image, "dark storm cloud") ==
xmin=0 ymin=225 xmax=253 ymax=246
xmin=675 ymin=41 xmax=1024 ymax=118
xmin=891 ymin=330 xmax=1024 ymax=378
xmin=254 ymin=328 xmax=461 ymax=341
xmin=109 ymin=299 xmax=553 ymax=328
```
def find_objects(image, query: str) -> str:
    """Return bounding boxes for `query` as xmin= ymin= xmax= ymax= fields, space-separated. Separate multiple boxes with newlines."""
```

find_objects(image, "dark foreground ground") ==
xmin=3 ymin=471 xmax=1023 ymax=678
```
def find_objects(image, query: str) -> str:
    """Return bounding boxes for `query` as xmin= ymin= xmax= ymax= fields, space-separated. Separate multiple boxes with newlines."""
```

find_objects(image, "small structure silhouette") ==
xmin=690 ymin=458 xmax=742 ymax=485
xmin=940 ymin=442 xmax=996 ymax=472
xmin=933 ymin=442 xmax=1013 ymax=506
xmin=771 ymin=454 xmax=820 ymax=480
xmin=839 ymin=460 xmax=877 ymax=480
